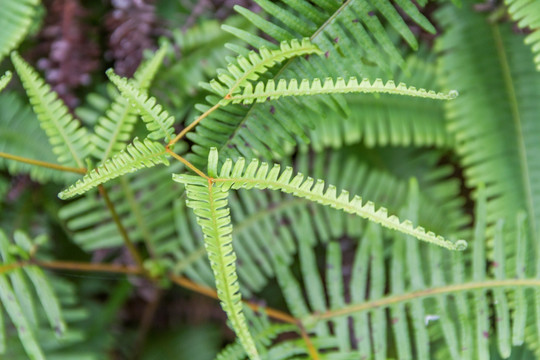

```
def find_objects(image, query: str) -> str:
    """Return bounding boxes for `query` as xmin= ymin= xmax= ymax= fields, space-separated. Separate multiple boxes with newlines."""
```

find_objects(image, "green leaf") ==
xmin=0 ymin=71 xmax=11 ymax=92
xmin=0 ymin=0 xmax=38 ymax=63
xmin=220 ymin=77 xmax=458 ymax=105
xmin=11 ymin=52 xmax=91 ymax=169
xmin=176 ymin=175 xmax=260 ymax=360
xmin=59 ymin=137 xmax=169 ymax=199
xmin=106 ymin=69 xmax=176 ymax=143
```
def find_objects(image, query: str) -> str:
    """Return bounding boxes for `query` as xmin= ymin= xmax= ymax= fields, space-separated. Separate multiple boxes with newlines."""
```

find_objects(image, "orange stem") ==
xmin=168 ymin=103 xmax=221 ymax=146
xmin=0 ymin=151 xmax=86 ymax=174
xmin=166 ymin=148 xmax=210 ymax=180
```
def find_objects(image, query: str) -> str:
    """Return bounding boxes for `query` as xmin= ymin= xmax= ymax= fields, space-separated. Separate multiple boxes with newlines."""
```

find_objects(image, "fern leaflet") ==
xmin=174 ymin=149 xmax=467 ymax=251
xmin=218 ymin=77 xmax=458 ymax=105
xmin=505 ymin=0 xmax=540 ymax=70
xmin=0 ymin=71 xmax=11 ymax=92
xmin=11 ymin=52 xmax=91 ymax=169
xmin=58 ymin=138 xmax=169 ymax=199
xmin=106 ymin=69 xmax=175 ymax=143
xmin=0 ymin=0 xmax=38 ymax=63
xmin=177 ymin=175 xmax=260 ymax=360
xmin=210 ymin=38 xmax=322 ymax=96
xmin=92 ymin=44 xmax=168 ymax=160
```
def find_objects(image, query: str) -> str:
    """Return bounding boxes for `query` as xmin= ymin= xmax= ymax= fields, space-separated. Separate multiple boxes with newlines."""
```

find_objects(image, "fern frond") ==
xmin=437 ymin=5 xmax=540 ymax=261
xmin=92 ymin=44 xmax=168 ymax=160
xmin=0 ymin=0 xmax=38 ymax=63
xmin=220 ymin=77 xmax=458 ymax=105
xmin=505 ymin=0 xmax=540 ymax=70
xmin=11 ymin=52 xmax=91 ymax=169
xmin=0 ymin=92 xmax=65 ymax=182
xmin=174 ymin=149 xmax=467 ymax=251
xmin=0 ymin=71 xmax=11 ymax=92
xmin=179 ymin=175 xmax=260 ymax=360
xmin=58 ymin=138 xmax=169 ymax=200
xmin=106 ymin=69 xmax=175 ymax=143
xmin=209 ymin=38 xmax=322 ymax=96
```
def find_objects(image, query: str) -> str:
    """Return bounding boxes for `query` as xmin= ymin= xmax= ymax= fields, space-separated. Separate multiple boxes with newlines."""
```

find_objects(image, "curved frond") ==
xmin=92 ymin=44 xmax=168 ymax=160
xmin=11 ymin=52 xmax=91 ymax=169
xmin=180 ymin=175 xmax=260 ymax=360
xmin=505 ymin=0 xmax=540 ymax=70
xmin=106 ymin=69 xmax=175 ymax=143
xmin=58 ymin=138 xmax=169 ymax=200
xmin=0 ymin=0 xmax=38 ymax=63
xmin=220 ymin=77 xmax=458 ymax=105
xmin=174 ymin=149 xmax=467 ymax=251
xmin=0 ymin=71 xmax=11 ymax=92
xmin=209 ymin=38 xmax=322 ymax=96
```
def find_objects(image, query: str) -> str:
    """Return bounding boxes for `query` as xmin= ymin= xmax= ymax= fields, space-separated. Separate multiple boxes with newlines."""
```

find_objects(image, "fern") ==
xmin=505 ymin=0 xmax=540 ymax=70
xmin=0 ymin=0 xmax=38 ymax=63
xmin=106 ymin=69 xmax=176 ymax=143
xmin=187 ymin=0 xmax=446 ymax=165
xmin=176 ymin=148 xmax=467 ymax=251
xmin=211 ymin=38 xmax=322 ymax=96
xmin=11 ymin=52 xmax=91 ymax=169
xmin=0 ymin=92 xmax=67 ymax=182
xmin=180 ymin=173 xmax=260 ymax=360
xmin=92 ymin=44 xmax=168 ymax=160
xmin=0 ymin=71 xmax=11 ymax=92
xmin=218 ymin=77 xmax=458 ymax=105
xmin=0 ymin=230 xmax=66 ymax=360
xmin=58 ymin=138 xmax=169 ymax=199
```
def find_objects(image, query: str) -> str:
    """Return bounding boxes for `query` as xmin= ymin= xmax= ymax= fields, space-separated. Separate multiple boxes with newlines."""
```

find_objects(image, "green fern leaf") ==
xmin=220 ymin=77 xmax=458 ymax=105
xmin=175 ymin=149 xmax=467 ymax=251
xmin=106 ymin=69 xmax=175 ymax=143
xmin=209 ymin=38 xmax=322 ymax=96
xmin=177 ymin=175 xmax=260 ymax=360
xmin=0 ymin=0 xmax=38 ymax=63
xmin=505 ymin=0 xmax=540 ymax=70
xmin=58 ymin=138 xmax=169 ymax=200
xmin=11 ymin=52 xmax=91 ymax=169
xmin=92 ymin=44 xmax=168 ymax=160
xmin=0 ymin=71 xmax=11 ymax=92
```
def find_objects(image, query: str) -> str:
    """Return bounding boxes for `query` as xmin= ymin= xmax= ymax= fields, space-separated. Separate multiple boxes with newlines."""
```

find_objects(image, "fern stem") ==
xmin=168 ymin=102 xmax=221 ymax=146
xmin=98 ymin=185 xmax=145 ymax=270
xmin=0 ymin=151 xmax=87 ymax=174
xmin=32 ymin=260 xmax=143 ymax=274
xmin=166 ymin=148 xmax=210 ymax=179
xmin=315 ymin=278 xmax=540 ymax=321
xmin=169 ymin=274 xmax=297 ymax=324
xmin=298 ymin=322 xmax=321 ymax=360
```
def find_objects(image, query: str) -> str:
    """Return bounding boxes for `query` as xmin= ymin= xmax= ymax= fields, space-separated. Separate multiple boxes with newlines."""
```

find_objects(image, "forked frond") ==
xmin=219 ymin=77 xmax=458 ymax=105
xmin=505 ymin=0 xmax=540 ymax=70
xmin=178 ymin=175 xmax=260 ymax=360
xmin=0 ymin=0 xmax=38 ymax=63
xmin=106 ymin=69 xmax=175 ymax=143
xmin=0 ymin=71 xmax=11 ymax=92
xmin=174 ymin=149 xmax=467 ymax=251
xmin=209 ymin=38 xmax=322 ymax=96
xmin=11 ymin=52 xmax=91 ymax=169
xmin=92 ymin=44 xmax=168 ymax=160
xmin=58 ymin=138 xmax=169 ymax=200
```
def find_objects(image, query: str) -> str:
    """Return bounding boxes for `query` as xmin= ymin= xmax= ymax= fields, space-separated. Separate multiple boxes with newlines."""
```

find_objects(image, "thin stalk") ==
xmin=298 ymin=322 xmax=320 ymax=360
xmin=166 ymin=148 xmax=210 ymax=180
xmin=33 ymin=260 xmax=142 ymax=275
xmin=168 ymin=103 xmax=221 ymax=146
xmin=316 ymin=278 xmax=540 ymax=321
xmin=0 ymin=151 xmax=86 ymax=174
xmin=169 ymin=274 xmax=297 ymax=324
xmin=98 ymin=184 xmax=145 ymax=270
